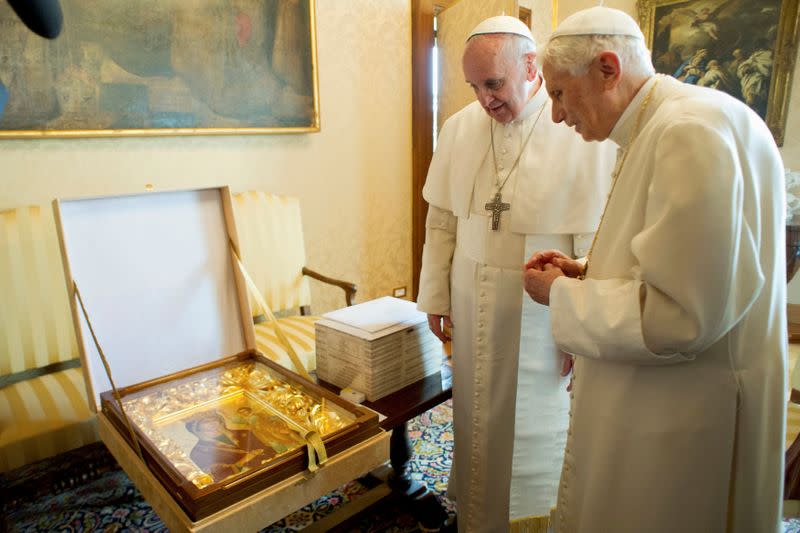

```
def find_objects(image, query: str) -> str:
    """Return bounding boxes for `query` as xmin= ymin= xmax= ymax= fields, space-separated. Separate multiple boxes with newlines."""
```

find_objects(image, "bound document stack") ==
xmin=315 ymin=296 xmax=443 ymax=401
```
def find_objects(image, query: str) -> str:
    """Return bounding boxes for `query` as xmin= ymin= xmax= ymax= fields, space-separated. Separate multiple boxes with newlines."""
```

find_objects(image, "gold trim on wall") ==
xmin=0 ymin=0 xmax=321 ymax=140
xmin=519 ymin=7 xmax=531 ymax=28
xmin=552 ymin=0 xmax=558 ymax=30
xmin=637 ymin=0 xmax=799 ymax=146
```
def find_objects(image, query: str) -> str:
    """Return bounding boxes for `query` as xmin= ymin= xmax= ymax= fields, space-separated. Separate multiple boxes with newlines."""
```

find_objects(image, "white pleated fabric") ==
xmin=447 ymin=216 xmax=573 ymax=532
xmin=509 ymin=237 xmax=571 ymax=520
xmin=232 ymin=191 xmax=312 ymax=314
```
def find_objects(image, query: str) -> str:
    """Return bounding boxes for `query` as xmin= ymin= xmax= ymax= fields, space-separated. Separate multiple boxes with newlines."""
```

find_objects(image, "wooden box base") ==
xmin=100 ymin=354 xmax=382 ymax=520
xmin=99 ymin=412 xmax=390 ymax=532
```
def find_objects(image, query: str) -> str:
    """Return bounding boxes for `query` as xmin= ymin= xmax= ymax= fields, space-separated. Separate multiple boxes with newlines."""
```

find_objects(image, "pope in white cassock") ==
xmin=416 ymin=15 xmax=616 ymax=533
xmin=525 ymin=7 xmax=787 ymax=533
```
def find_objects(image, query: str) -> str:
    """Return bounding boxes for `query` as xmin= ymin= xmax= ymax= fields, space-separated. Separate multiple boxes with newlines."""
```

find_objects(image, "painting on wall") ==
xmin=637 ymin=0 xmax=800 ymax=145
xmin=0 ymin=0 xmax=319 ymax=138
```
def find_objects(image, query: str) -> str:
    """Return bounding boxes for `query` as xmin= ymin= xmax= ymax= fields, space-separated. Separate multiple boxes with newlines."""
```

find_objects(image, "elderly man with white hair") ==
xmin=524 ymin=6 xmax=786 ymax=533
xmin=417 ymin=14 xmax=615 ymax=533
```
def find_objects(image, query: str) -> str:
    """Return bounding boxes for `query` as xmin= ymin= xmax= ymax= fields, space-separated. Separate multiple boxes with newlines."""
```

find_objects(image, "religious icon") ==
xmin=119 ymin=360 xmax=354 ymax=489
xmin=161 ymin=395 xmax=309 ymax=484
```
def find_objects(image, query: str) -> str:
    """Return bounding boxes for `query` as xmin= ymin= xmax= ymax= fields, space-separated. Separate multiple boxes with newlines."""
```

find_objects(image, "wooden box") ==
xmin=315 ymin=297 xmax=442 ymax=401
xmin=53 ymin=188 xmax=387 ymax=526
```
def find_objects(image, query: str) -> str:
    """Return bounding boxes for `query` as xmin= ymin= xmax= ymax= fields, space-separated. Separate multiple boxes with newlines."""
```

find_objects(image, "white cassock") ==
xmin=550 ymin=74 xmax=787 ymax=533
xmin=417 ymin=79 xmax=616 ymax=533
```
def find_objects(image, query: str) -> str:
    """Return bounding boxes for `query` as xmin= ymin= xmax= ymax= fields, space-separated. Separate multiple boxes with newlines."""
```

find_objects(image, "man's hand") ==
xmin=525 ymin=249 xmax=584 ymax=278
xmin=523 ymin=263 xmax=564 ymax=306
xmin=427 ymin=314 xmax=453 ymax=343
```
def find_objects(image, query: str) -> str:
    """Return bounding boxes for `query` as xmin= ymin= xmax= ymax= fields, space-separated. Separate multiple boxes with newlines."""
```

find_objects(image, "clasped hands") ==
xmin=523 ymin=249 xmax=584 ymax=306
xmin=524 ymin=249 xmax=583 ymax=390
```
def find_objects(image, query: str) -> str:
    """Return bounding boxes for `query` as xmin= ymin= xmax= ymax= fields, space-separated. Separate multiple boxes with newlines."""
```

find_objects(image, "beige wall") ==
xmin=0 ymin=0 xmax=413 ymax=314
xmin=519 ymin=0 xmax=555 ymax=45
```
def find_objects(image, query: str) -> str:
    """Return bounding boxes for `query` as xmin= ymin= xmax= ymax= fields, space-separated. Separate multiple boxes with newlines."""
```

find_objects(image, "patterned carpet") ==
xmin=3 ymin=399 xmax=800 ymax=532
xmin=0 ymin=401 xmax=455 ymax=533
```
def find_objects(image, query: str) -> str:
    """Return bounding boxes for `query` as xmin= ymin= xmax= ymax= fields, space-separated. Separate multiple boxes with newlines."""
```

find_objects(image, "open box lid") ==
xmin=53 ymin=187 xmax=255 ymax=412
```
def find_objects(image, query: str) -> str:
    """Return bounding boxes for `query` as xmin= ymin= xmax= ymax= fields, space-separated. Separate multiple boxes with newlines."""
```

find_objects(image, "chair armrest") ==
xmin=302 ymin=266 xmax=357 ymax=306
xmin=792 ymin=388 xmax=800 ymax=405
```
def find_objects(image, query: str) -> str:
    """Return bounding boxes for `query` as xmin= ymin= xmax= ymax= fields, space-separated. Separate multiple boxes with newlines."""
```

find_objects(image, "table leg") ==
xmin=388 ymin=422 xmax=425 ymax=497
xmin=388 ymin=422 xmax=450 ymax=530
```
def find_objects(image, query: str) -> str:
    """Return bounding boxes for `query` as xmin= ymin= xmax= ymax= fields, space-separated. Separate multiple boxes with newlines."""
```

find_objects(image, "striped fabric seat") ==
xmin=789 ymin=402 xmax=800 ymax=451
xmin=0 ymin=367 xmax=96 ymax=472
xmin=0 ymin=205 xmax=97 ymax=472
xmin=786 ymin=344 xmax=800 ymax=515
xmin=788 ymin=343 xmax=800 ymax=451
xmin=254 ymin=315 xmax=319 ymax=372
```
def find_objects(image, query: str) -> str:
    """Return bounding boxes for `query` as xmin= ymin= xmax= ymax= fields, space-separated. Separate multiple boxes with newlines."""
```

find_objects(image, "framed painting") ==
xmin=637 ymin=0 xmax=800 ymax=145
xmin=0 ymin=0 xmax=319 ymax=138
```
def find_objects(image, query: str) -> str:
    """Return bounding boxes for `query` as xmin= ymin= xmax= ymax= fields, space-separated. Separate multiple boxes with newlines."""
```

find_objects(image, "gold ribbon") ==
xmin=509 ymin=513 xmax=552 ymax=533
xmin=302 ymin=430 xmax=328 ymax=471
xmin=229 ymin=241 xmax=313 ymax=381
xmin=78 ymin=272 xmax=326 ymax=479
xmin=222 ymin=366 xmax=330 ymax=473
xmin=73 ymin=281 xmax=145 ymax=462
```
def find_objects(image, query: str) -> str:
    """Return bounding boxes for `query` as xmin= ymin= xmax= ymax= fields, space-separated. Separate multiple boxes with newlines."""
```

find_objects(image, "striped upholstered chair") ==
xmin=232 ymin=191 xmax=356 ymax=373
xmin=0 ymin=205 xmax=97 ymax=472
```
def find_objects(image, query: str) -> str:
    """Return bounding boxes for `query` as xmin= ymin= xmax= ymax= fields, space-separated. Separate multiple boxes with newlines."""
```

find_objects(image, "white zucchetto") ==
xmin=551 ymin=6 xmax=645 ymax=41
xmin=467 ymin=15 xmax=534 ymax=42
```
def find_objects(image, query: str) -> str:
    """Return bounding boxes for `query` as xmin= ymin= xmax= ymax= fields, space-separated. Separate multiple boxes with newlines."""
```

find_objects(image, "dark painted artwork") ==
xmin=0 ymin=0 xmax=317 ymax=134
xmin=650 ymin=0 xmax=780 ymax=119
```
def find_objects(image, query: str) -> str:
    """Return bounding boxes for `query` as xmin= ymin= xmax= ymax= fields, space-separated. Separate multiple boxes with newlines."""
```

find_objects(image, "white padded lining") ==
xmin=57 ymin=189 xmax=247 ymax=410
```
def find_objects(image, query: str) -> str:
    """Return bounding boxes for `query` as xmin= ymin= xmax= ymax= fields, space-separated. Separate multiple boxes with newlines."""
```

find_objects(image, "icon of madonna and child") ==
xmin=164 ymin=400 xmax=308 ymax=484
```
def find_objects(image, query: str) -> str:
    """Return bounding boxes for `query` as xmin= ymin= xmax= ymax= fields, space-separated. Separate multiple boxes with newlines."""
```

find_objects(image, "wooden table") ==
xmin=316 ymin=359 xmax=453 ymax=531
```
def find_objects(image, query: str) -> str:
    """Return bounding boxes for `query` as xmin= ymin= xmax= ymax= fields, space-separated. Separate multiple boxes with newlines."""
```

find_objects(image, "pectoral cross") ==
xmin=484 ymin=192 xmax=510 ymax=231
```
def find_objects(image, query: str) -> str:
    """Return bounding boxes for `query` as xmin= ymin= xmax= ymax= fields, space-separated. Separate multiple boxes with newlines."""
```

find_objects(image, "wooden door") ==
xmin=411 ymin=0 xmax=522 ymax=299
xmin=436 ymin=0 xmax=517 ymax=127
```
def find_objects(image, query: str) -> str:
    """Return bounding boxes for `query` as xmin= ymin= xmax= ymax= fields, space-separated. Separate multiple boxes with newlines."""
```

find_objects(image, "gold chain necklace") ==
xmin=580 ymin=79 xmax=660 ymax=279
xmin=484 ymin=99 xmax=547 ymax=231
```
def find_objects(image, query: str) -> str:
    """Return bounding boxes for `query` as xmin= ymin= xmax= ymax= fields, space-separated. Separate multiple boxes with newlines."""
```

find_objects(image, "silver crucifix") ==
xmin=484 ymin=192 xmax=510 ymax=231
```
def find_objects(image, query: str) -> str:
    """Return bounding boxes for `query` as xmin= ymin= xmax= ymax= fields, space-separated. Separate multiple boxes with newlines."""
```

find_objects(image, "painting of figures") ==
xmin=639 ymin=0 xmax=799 ymax=144
xmin=0 ymin=0 xmax=319 ymax=137
xmin=158 ymin=395 xmax=307 ymax=484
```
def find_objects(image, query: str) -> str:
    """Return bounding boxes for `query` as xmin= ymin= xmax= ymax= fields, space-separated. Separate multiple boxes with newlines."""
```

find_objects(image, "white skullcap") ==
xmin=551 ymin=6 xmax=645 ymax=40
xmin=467 ymin=15 xmax=534 ymax=42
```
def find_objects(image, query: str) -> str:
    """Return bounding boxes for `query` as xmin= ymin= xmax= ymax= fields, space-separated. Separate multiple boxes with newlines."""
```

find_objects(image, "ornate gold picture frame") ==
xmin=99 ymin=355 xmax=378 ymax=520
xmin=0 ymin=0 xmax=320 ymax=138
xmin=637 ymin=0 xmax=800 ymax=145
xmin=119 ymin=360 xmax=353 ymax=490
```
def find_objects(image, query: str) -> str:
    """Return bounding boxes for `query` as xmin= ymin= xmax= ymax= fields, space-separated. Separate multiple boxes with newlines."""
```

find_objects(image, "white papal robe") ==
xmin=417 ymin=80 xmax=616 ymax=532
xmin=550 ymin=74 xmax=787 ymax=533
